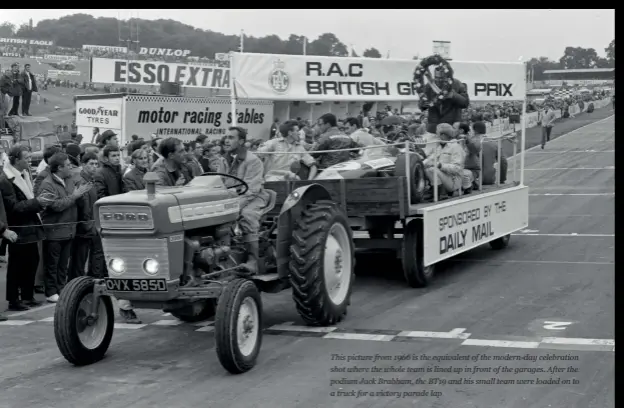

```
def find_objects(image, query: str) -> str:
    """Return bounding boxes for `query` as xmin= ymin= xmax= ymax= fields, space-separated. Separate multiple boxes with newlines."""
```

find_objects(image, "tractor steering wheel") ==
xmin=199 ymin=172 xmax=249 ymax=196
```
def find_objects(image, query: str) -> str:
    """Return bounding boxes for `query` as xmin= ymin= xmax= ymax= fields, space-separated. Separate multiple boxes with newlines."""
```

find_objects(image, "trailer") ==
xmin=230 ymin=52 xmax=530 ymax=287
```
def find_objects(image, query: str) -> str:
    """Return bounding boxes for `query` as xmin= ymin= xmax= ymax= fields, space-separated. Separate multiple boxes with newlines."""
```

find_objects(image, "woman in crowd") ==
xmin=123 ymin=148 xmax=150 ymax=191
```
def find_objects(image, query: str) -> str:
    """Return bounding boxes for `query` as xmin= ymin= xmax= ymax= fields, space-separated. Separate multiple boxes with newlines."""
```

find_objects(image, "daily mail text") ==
xmin=437 ymin=201 xmax=507 ymax=255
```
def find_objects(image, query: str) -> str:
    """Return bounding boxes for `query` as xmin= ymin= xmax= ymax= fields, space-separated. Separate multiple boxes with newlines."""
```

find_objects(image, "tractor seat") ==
xmin=259 ymin=189 xmax=277 ymax=217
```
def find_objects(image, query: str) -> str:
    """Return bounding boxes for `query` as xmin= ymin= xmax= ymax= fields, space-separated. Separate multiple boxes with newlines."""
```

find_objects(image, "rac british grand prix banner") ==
xmin=90 ymin=58 xmax=230 ymax=90
xmin=231 ymin=53 xmax=527 ymax=102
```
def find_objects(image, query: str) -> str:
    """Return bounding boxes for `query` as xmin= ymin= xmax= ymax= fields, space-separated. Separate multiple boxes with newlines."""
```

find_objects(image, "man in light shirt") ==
xmin=256 ymin=120 xmax=318 ymax=181
xmin=343 ymin=117 xmax=388 ymax=159
xmin=541 ymin=104 xmax=557 ymax=149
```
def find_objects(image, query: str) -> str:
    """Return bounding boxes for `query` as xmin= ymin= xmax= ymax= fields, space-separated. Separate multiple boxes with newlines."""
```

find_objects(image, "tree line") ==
xmin=0 ymin=14 xmax=615 ymax=79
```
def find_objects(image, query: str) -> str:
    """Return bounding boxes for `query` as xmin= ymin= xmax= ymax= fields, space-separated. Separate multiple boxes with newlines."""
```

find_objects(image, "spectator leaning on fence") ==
xmin=38 ymin=153 xmax=92 ymax=303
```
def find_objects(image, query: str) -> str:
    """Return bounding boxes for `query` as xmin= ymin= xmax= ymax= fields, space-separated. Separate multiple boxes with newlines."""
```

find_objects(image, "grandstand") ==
xmin=541 ymin=68 xmax=615 ymax=88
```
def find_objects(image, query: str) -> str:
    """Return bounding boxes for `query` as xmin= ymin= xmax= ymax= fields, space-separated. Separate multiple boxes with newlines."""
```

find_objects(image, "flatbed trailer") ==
xmin=264 ymin=161 xmax=529 ymax=287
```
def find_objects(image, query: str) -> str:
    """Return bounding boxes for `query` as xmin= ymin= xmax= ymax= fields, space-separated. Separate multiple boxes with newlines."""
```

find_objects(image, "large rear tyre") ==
xmin=402 ymin=219 xmax=435 ymax=288
xmin=395 ymin=153 xmax=426 ymax=204
xmin=54 ymin=276 xmax=114 ymax=366
xmin=489 ymin=234 xmax=511 ymax=250
xmin=215 ymin=279 xmax=262 ymax=374
xmin=169 ymin=300 xmax=216 ymax=323
xmin=290 ymin=200 xmax=354 ymax=326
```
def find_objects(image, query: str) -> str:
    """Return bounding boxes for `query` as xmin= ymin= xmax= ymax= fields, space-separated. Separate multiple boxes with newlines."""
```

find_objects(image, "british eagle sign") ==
xmin=231 ymin=53 xmax=526 ymax=102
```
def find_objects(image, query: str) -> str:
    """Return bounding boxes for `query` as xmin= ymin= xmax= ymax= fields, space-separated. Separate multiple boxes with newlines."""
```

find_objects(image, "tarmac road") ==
xmin=0 ymin=108 xmax=614 ymax=408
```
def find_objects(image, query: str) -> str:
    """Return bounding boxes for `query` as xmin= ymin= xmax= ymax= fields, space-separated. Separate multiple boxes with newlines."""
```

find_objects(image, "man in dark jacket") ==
xmin=34 ymin=145 xmax=62 ymax=196
xmin=94 ymin=145 xmax=141 ymax=323
xmin=312 ymin=113 xmax=360 ymax=169
xmin=420 ymin=68 xmax=470 ymax=133
xmin=38 ymin=153 xmax=92 ymax=303
xmin=68 ymin=152 xmax=104 ymax=280
xmin=0 ymin=63 xmax=23 ymax=116
xmin=1 ymin=145 xmax=47 ymax=311
xmin=20 ymin=64 xmax=38 ymax=116
xmin=0 ymin=184 xmax=16 ymax=320
xmin=94 ymin=146 xmax=124 ymax=199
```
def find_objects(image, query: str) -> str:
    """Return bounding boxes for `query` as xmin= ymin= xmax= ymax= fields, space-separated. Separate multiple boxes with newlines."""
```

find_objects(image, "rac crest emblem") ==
xmin=269 ymin=59 xmax=290 ymax=94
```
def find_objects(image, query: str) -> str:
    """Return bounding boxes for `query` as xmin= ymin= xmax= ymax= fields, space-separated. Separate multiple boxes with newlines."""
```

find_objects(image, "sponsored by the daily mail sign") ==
xmin=138 ymin=47 xmax=191 ymax=57
xmin=0 ymin=37 xmax=54 ymax=46
xmin=421 ymin=186 xmax=529 ymax=266
xmin=90 ymin=58 xmax=230 ymax=89
xmin=76 ymin=100 xmax=123 ymax=129
xmin=83 ymin=44 xmax=129 ymax=53
xmin=231 ymin=53 xmax=526 ymax=102
xmin=123 ymin=95 xmax=273 ymax=140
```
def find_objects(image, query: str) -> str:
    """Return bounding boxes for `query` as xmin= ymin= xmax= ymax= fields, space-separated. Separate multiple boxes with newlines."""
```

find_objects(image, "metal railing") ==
xmin=253 ymin=129 xmax=521 ymax=204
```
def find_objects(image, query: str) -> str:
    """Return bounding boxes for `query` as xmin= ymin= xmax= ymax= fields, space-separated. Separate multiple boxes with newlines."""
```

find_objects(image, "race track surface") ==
xmin=0 ymin=108 xmax=614 ymax=408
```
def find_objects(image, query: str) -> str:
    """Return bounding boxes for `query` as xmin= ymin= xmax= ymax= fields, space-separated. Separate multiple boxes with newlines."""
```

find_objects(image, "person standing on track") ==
xmin=540 ymin=104 xmax=557 ymax=149
xmin=20 ymin=64 xmax=37 ymax=116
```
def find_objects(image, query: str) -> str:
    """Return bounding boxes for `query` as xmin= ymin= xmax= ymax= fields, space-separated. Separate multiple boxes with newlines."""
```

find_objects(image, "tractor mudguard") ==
xmin=275 ymin=184 xmax=332 ymax=279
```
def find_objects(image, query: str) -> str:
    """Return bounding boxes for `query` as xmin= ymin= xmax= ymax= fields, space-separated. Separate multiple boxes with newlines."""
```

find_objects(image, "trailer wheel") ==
xmin=169 ymin=300 xmax=216 ymax=323
xmin=402 ymin=218 xmax=434 ymax=288
xmin=490 ymin=234 xmax=511 ymax=250
xmin=54 ymin=277 xmax=114 ymax=366
xmin=395 ymin=153 xmax=426 ymax=204
xmin=215 ymin=279 xmax=262 ymax=374
xmin=290 ymin=200 xmax=354 ymax=326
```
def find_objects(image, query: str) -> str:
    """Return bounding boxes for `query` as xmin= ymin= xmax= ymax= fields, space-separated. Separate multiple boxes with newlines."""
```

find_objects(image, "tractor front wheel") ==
xmin=214 ymin=279 xmax=263 ymax=374
xmin=54 ymin=277 xmax=114 ymax=366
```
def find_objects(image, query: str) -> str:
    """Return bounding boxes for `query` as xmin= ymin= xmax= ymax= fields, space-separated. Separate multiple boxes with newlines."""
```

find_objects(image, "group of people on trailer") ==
xmin=253 ymin=112 xmax=509 ymax=201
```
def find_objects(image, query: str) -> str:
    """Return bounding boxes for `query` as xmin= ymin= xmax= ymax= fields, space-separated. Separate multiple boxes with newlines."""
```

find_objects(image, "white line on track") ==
xmin=527 ymin=150 xmax=614 ymax=153
xmin=507 ymin=114 xmax=615 ymax=160
xmin=529 ymin=193 xmax=614 ymax=196
xmin=5 ymin=303 xmax=55 ymax=317
xmin=448 ymin=259 xmax=614 ymax=266
xmin=513 ymin=233 xmax=614 ymax=237
xmin=525 ymin=167 xmax=614 ymax=171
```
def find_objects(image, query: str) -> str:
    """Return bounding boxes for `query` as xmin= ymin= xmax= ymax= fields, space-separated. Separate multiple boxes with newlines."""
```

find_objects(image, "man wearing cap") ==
xmin=422 ymin=123 xmax=465 ymax=200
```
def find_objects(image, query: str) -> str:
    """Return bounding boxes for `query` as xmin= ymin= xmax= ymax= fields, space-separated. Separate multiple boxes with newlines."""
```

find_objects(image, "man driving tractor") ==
xmin=221 ymin=127 xmax=271 ymax=275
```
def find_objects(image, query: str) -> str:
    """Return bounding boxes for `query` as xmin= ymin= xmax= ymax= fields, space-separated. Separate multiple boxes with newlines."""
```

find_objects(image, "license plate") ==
xmin=105 ymin=278 xmax=167 ymax=292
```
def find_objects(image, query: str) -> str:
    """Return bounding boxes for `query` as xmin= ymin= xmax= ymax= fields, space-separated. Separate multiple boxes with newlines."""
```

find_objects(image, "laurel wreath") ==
xmin=413 ymin=55 xmax=455 ymax=107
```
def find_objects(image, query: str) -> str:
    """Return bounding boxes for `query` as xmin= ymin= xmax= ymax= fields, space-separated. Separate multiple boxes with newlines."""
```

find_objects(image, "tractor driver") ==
xmin=222 ymin=127 xmax=271 ymax=274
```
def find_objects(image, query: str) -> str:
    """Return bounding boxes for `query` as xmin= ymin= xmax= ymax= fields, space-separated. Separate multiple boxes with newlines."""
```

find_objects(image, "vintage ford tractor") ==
xmin=53 ymin=172 xmax=354 ymax=374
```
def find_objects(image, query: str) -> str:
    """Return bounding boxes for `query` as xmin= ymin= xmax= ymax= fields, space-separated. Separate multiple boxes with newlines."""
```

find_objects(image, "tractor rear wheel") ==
xmin=215 ymin=279 xmax=262 ymax=374
xmin=290 ymin=200 xmax=354 ymax=326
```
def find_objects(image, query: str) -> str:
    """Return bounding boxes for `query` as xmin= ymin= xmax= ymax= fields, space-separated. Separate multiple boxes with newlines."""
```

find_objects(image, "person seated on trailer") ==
xmin=423 ymin=123 xmax=465 ymax=200
xmin=343 ymin=117 xmax=389 ymax=159
xmin=311 ymin=113 xmax=361 ymax=170
xmin=463 ymin=121 xmax=508 ymax=188
xmin=256 ymin=120 xmax=317 ymax=181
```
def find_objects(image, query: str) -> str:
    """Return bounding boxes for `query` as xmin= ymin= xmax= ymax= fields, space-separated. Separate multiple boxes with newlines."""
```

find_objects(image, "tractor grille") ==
xmin=99 ymin=205 xmax=154 ymax=230
xmin=101 ymin=237 xmax=170 ymax=279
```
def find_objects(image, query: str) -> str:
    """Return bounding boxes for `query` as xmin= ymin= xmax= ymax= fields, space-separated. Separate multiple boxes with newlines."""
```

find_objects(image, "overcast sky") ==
xmin=2 ymin=9 xmax=615 ymax=61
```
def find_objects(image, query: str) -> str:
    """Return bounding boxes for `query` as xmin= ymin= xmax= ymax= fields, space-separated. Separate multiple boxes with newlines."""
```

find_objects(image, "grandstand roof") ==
xmin=543 ymin=68 xmax=614 ymax=74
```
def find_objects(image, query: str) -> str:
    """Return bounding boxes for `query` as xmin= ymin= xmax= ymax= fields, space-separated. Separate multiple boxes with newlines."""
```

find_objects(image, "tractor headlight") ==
xmin=109 ymin=258 xmax=126 ymax=275
xmin=143 ymin=259 xmax=159 ymax=276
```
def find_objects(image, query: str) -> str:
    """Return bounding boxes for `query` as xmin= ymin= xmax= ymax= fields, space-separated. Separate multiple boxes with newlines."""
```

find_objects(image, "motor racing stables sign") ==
xmin=76 ymin=99 xmax=123 ymax=129
xmin=122 ymin=95 xmax=273 ymax=140
xmin=231 ymin=52 xmax=527 ymax=102
xmin=420 ymin=186 xmax=529 ymax=266
xmin=90 ymin=58 xmax=229 ymax=90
